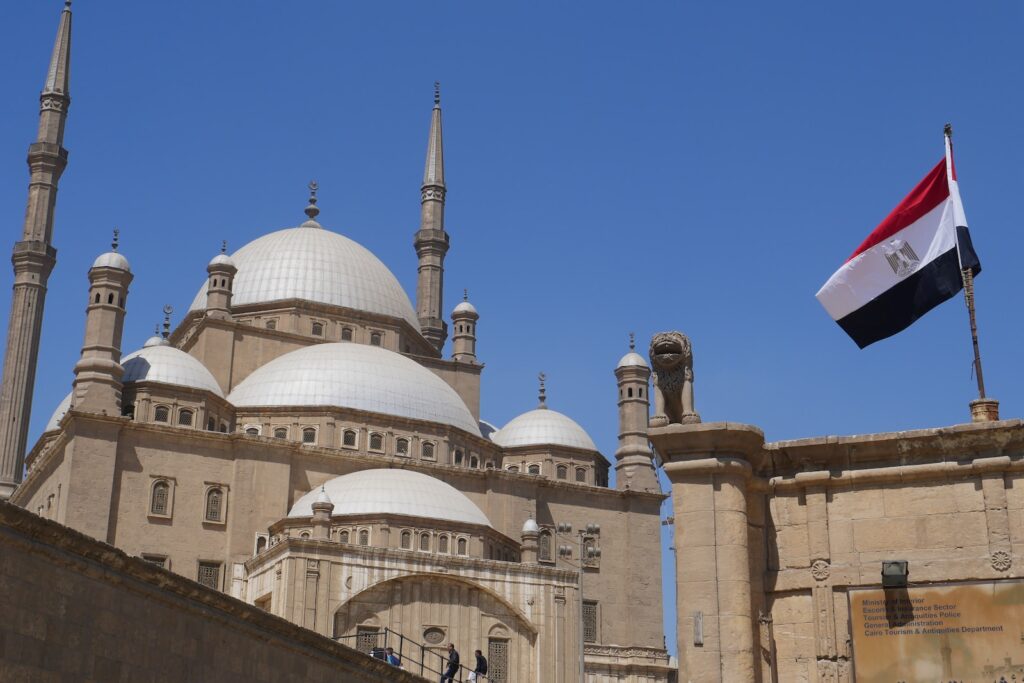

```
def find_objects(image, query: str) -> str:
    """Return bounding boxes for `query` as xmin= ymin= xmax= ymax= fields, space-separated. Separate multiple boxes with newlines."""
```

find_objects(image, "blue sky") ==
xmin=1 ymin=1 xmax=1021 ymax=656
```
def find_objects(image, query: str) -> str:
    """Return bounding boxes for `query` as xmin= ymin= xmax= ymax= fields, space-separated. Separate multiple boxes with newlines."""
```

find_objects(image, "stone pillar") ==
xmin=520 ymin=519 xmax=539 ymax=564
xmin=311 ymin=487 xmax=333 ymax=541
xmin=649 ymin=422 xmax=765 ymax=682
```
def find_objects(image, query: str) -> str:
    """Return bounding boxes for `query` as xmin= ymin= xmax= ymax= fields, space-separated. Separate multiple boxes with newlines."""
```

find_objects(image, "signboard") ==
xmin=849 ymin=580 xmax=1024 ymax=682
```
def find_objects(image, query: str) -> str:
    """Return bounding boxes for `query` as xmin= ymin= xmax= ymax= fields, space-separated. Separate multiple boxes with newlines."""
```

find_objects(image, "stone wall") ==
xmin=0 ymin=500 xmax=429 ymax=683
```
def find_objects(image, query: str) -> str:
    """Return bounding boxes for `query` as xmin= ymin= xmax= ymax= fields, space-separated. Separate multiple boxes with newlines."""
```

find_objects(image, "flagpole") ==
xmin=945 ymin=123 xmax=998 ymax=421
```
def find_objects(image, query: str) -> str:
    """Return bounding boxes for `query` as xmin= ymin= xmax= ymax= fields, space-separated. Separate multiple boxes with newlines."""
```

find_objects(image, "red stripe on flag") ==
xmin=846 ymin=158 xmax=949 ymax=263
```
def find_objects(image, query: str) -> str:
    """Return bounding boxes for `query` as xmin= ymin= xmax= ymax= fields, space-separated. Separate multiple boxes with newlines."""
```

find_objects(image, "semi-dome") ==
xmin=188 ymin=226 xmax=419 ymax=330
xmin=616 ymin=351 xmax=648 ymax=369
xmin=92 ymin=251 xmax=130 ymax=271
xmin=288 ymin=468 xmax=491 ymax=527
xmin=45 ymin=392 xmax=73 ymax=432
xmin=227 ymin=343 xmax=480 ymax=435
xmin=121 ymin=345 xmax=224 ymax=397
xmin=492 ymin=408 xmax=598 ymax=451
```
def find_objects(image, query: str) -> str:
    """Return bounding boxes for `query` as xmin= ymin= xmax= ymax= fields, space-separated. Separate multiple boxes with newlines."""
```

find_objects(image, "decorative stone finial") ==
xmin=304 ymin=180 xmax=320 ymax=221
xmin=538 ymin=372 xmax=547 ymax=409
xmin=162 ymin=305 xmax=173 ymax=339
xmin=111 ymin=228 xmax=119 ymax=252
xmin=648 ymin=331 xmax=700 ymax=426
xmin=434 ymin=81 xmax=441 ymax=106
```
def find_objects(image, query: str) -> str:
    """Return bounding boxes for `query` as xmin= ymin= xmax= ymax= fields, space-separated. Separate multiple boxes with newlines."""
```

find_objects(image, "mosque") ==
xmin=0 ymin=4 xmax=672 ymax=682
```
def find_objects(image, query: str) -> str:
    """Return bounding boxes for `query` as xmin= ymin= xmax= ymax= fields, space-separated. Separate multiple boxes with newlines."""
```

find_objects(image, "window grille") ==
xmin=245 ymin=427 xmax=259 ymax=436
xmin=488 ymin=639 xmax=508 ymax=683
xmin=370 ymin=332 xmax=382 ymax=346
xmin=528 ymin=464 xmax=541 ymax=475
xmin=557 ymin=465 xmax=568 ymax=479
xmin=396 ymin=438 xmax=409 ymax=455
xmin=355 ymin=627 xmax=379 ymax=653
xmin=151 ymin=481 xmax=169 ymax=516
xmin=311 ymin=321 xmax=324 ymax=336
xmin=369 ymin=433 xmax=383 ymax=451
xmin=178 ymin=409 xmax=193 ymax=427
xmin=339 ymin=530 xmax=349 ymax=543
xmin=341 ymin=327 xmax=353 ymax=341
xmin=401 ymin=531 xmax=411 ymax=549
xmin=358 ymin=529 xmax=369 ymax=545
xmin=507 ymin=465 xmax=519 ymax=474
xmin=470 ymin=455 xmax=479 ymax=468
xmin=539 ymin=531 xmax=552 ymax=562
xmin=342 ymin=430 xmax=357 ymax=447
xmin=454 ymin=449 xmax=463 ymax=466
xmin=583 ymin=601 xmax=599 ymax=643
xmin=197 ymin=562 xmax=221 ymax=590
xmin=154 ymin=406 xmax=169 ymax=423
xmin=205 ymin=488 xmax=223 ymax=522
xmin=457 ymin=538 xmax=468 ymax=555
xmin=438 ymin=535 xmax=449 ymax=553
xmin=420 ymin=533 xmax=430 ymax=551
xmin=302 ymin=428 xmax=316 ymax=444
xmin=265 ymin=319 xmax=276 ymax=330
xmin=576 ymin=468 xmax=587 ymax=483
xmin=421 ymin=442 xmax=435 ymax=459
xmin=273 ymin=427 xmax=287 ymax=439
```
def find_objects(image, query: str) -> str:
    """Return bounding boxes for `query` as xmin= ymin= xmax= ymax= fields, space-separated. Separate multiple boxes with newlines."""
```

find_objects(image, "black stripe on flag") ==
xmin=956 ymin=225 xmax=982 ymax=276
xmin=836 ymin=247 xmax=966 ymax=348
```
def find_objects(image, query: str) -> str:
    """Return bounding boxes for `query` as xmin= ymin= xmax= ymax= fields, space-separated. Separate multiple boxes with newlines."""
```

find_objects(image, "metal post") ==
xmin=961 ymin=266 xmax=986 ymax=399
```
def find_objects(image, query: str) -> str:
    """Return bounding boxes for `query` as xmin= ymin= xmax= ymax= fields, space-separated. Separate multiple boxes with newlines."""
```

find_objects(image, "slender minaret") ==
xmin=205 ymin=241 xmax=237 ymax=320
xmin=72 ymin=231 xmax=132 ymax=414
xmin=451 ymin=289 xmax=479 ymax=363
xmin=0 ymin=1 xmax=74 ymax=499
xmin=614 ymin=334 xmax=658 ymax=492
xmin=414 ymin=82 xmax=450 ymax=353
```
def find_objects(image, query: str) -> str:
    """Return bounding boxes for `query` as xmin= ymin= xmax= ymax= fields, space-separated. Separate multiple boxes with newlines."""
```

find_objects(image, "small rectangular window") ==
xmin=141 ymin=554 xmax=168 ymax=569
xmin=583 ymin=600 xmax=598 ymax=643
xmin=197 ymin=562 xmax=221 ymax=590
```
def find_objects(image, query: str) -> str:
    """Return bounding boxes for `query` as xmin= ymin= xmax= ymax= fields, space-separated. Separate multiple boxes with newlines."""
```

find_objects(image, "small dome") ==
xmin=492 ymin=408 xmax=598 ymax=451
xmin=189 ymin=226 xmax=419 ymax=330
xmin=143 ymin=335 xmax=170 ymax=348
xmin=522 ymin=518 xmax=540 ymax=534
xmin=289 ymin=469 xmax=491 ymax=527
xmin=92 ymin=251 xmax=131 ymax=271
xmin=45 ymin=392 xmax=73 ymax=432
xmin=616 ymin=351 xmax=648 ymax=369
xmin=208 ymin=253 xmax=236 ymax=268
xmin=227 ymin=343 xmax=479 ymax=435
xmin=121 ymin=345 xmax=224 ymax=397
xmin=453 ymin=300 xmax=478 ymax=316
xmin=314 ymin=486 xmax=332 ymax=506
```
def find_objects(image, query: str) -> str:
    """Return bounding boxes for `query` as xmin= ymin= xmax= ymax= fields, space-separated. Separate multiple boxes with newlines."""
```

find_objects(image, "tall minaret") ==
xmin=614 ymin=334 xmax=658 ymax=492
xmin=0 ymin=1 xmax=73 ymax=499
xmin=414 ymin=82 xmax=450 ymax=353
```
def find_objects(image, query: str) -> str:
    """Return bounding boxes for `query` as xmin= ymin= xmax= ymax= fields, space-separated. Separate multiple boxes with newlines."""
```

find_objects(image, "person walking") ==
xmin=439 ymin=643 xmax=460 ymax=683
xmin=468 ymin=649 xmax=487 ymax=681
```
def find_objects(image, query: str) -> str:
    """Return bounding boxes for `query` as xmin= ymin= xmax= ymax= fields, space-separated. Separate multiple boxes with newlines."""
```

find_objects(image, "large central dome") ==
xmin=189 ymin=226 xmax=419 ymax=330
xmin=227 ymin=343 xmax=480 ymax=435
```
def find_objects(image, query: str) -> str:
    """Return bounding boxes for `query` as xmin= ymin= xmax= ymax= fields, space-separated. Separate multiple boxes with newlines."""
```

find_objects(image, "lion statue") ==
xmin=648 ymin=331 xmax=700 ymax=426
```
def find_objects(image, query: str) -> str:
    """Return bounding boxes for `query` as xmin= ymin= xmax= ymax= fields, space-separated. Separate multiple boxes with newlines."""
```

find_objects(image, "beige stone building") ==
xmin=1 ymin=4 xmax=672 ymax=682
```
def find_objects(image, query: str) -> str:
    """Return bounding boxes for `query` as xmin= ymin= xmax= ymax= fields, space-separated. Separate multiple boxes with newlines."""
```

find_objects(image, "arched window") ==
xmin=154 ymin=405 xmax=170 ymax=423
xmin=438 ymin=535 xmax=449 ymax=553
xmin=454 ymin=449 xmax=464 ymax=466
xmin=576 ymin=468 xmax=587 ymax=483
xmin=485 ymin=461 xmax=494 ymax=470
xmin=107 ymin=293 xmax=114 ymax=304
xmin=265 ymin=319 xmax=277 ymax=330
xmin=300 ymin=531 xmax=310 ymax=539
xmin=341 ymin=327 xmax=353 ymax=341
xmin=507 ymin=465 xmax=519 ymax=474
xmin=628 ymin=387 xmax=633 ymax=397
xmin=557 ymin=464 xmax=568 ymax=480
xmin=539 ymin=531 xmax=552 ymax=562
xmin=358 ymin=529 xmax=369 ymax=545
xmin=457 ymin=538 xmax=468 ymax=555
xmin=528 ymin=463 xmax=541 ymax=475
xmin=205 ymin=488 xmax=224 ymax=523
xmin=311 ymin=321 xmax=324 ymax=336
xmin=369 ymin=433 xmax=383 ymax=451
xmin=396 ymin=438 xmax=409 ymax=456
xmin=470 ymin=455 xmax=479 ymax=469
xmin=255 ymin=536 xmax=267 ymax=555
xmin=219 ymin=422 xmax=228 ymax=433
xmin=150 ymin=480 xmax=170 ymax=516
xmin=273 ymin=427 xmax=288 ymax=439
xmin=400 ymin=530 xmax=411 ymax=549
xmin=639 ymin=388 xmax=644 ymax=397
xmin=94 ymin=292 xmax=100 ymax=304
xmin=370 ymin=332 xmax=382 ymax=346
xmin=420 ymin=533 xmax=430 ymax=551
xmin=207 ymin=417 xmax=216 ymax=431
xmin=339 ymin=530 xmax=350 ymax=544
xmin=342 ymin=429 xmax=357 ymax=447
xmin=302 ymin=428 xmax=316 ymax=444
xmin=245 ymin=427 xmax=259 ymax=436
xmin=178 ymin=409 xmax=194 ymax=427
xmin=421 ymin=442 xmax=435 ymax=459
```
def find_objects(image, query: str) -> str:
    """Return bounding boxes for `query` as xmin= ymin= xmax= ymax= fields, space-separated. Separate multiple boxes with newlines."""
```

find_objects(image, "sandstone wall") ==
xmin=0 ymin=500 xmax=428 ymax=683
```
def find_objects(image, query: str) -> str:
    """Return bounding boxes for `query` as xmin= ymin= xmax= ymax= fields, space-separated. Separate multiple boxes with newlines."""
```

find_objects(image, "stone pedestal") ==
xmin=649 ymin=422 xmax=765 ymax=683
xmin=970 ymin=398 xmax=1000 ymax=423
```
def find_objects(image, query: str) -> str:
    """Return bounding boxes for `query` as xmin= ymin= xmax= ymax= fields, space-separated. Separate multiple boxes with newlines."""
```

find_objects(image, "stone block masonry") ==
xmin=0 ymin=500 xmax=430 ymax=683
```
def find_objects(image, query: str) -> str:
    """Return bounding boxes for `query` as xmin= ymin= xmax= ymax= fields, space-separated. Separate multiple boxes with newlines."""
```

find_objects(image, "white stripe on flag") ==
xmin=816 ymin=198 xmax=957 ymax=320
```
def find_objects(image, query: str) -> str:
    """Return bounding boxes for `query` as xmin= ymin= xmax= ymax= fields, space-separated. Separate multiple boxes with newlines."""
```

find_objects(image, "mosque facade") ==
xmin=0 ymin=4 xmax=672 ymax=682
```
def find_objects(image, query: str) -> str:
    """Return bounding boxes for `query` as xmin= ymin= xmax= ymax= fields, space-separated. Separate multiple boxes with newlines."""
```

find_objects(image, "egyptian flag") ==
xmin=816 ymin=134 xmax=981 ymax=348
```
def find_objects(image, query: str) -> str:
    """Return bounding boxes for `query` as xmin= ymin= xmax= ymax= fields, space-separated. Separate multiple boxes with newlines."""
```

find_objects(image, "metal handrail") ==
xmin=334 ymin=628 xmax=491 ymax=682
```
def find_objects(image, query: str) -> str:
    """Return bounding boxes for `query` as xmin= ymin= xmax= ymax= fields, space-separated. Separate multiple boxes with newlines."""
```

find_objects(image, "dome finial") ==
xmin=162 ymin=304 xmax=173 ymax=339
xmin=434 ymin=81 xmax=441 ymax=106
xmin=220 ymin=240 xmax=227 ymax=254
xmin=538 ymin=372 xmax=547 ymax=409
xmin=629 ymin=331 xmax=635 ymax=351
xmin=303 ymin=180 xmax=321 ymax=223
xmin=111 ymin=228 xmax=120 ymax=252
xmin=463 ymin=288 xmax=468 ymax=302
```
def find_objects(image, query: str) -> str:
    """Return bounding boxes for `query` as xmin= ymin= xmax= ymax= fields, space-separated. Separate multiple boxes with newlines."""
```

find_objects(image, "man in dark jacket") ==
xmin=469 ymin=649 xmax=487 ymax=681
xmin=440 ymin=643 xmax=459 ymax=683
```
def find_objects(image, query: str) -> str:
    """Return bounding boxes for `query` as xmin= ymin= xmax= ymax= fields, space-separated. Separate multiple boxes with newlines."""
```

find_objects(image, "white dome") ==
xmin=522 ymin=518 xmax=540 ymax=534
xmin=208 ymin=253 xmax=236 ymax=268
xmin=121 ymin=345 xmax=224 ymax=397
xmin=492 ymin=408 xmax=598 ymax=451
xmin=92 ymin=251 xmax=130 ymax=271
xmin=227 ymin=343 xmax=480 ymax=435
xmin=453 ymin=300 xmax=477 ymax=316
xmin=289 ymin=469 xmax=491 ymax=527
xmin=45 ymin=392 xmax=73 ymax=432
xmin=143 ymin=335 xmax=170 ymax=348
xmin=188 ymin=226 xmax=419 ymax=330
xmin=616 ymin=351 xmax=648 ymax=369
